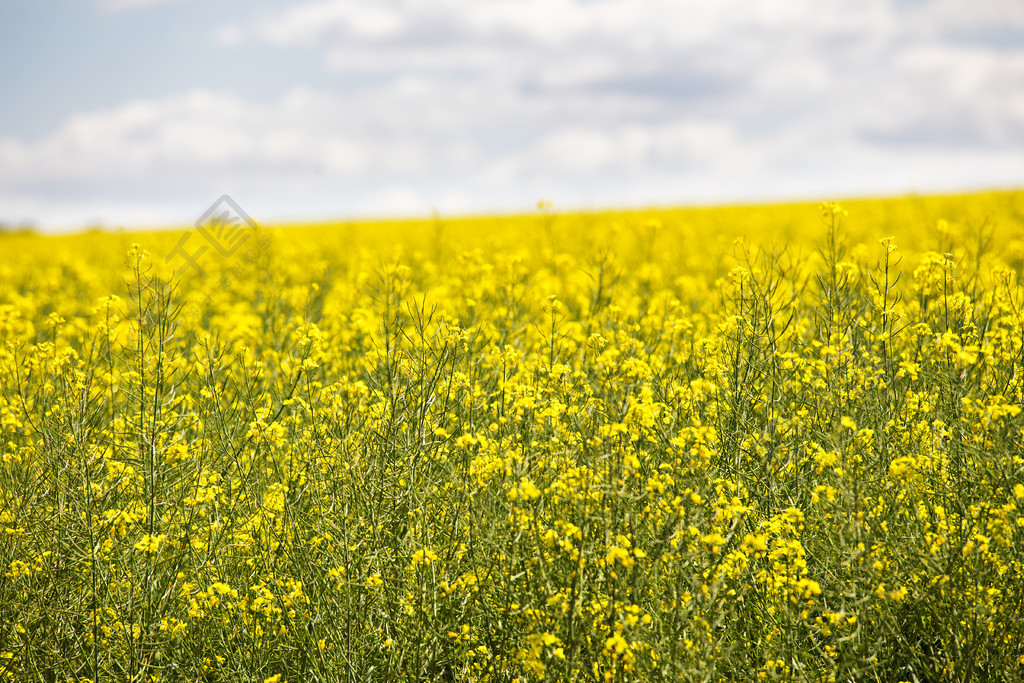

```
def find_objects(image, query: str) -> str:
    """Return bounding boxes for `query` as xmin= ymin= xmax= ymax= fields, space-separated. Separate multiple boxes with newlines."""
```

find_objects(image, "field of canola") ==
xmin=2 ymin=190 xmax=1024 ymax=682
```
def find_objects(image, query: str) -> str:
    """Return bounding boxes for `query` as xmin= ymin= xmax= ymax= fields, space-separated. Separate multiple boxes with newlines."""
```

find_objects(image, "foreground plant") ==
xmin=1 ymin=191 xmax=1023 ymax=681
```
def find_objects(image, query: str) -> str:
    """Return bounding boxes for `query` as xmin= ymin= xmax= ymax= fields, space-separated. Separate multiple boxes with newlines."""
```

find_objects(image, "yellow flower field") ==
xmin=2 ymin=190 xmax=1024 ymax=681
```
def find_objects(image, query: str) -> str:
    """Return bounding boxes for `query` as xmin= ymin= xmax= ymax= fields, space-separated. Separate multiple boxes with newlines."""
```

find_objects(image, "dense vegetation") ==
xmin=2 ymin=191 xmax=1024 ymax=681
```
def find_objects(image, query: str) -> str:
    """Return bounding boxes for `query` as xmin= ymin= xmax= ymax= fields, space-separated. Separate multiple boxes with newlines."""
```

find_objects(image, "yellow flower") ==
xmin=133 ymin=534 xmax=166 ymax=554
xmin=604 ymin=545 xmax=634 ymax=567
xmin=412 ymin=548 xmax=438 ymax=565
xmin=604 ymin=632 xmax=629 ymax=655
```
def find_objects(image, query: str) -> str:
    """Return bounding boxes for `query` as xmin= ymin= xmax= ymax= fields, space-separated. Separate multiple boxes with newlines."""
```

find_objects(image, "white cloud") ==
xmin=906 ymin=0 xmax=1024 ymax=35
xmin=4 ymin=0 xmax=1024 ymax=230
xmin=490 ymin=121 xmax=743 ymax=179
xmin=242 ymin=0 xmax=896 ymax=52
xmin=857 ymin=44 xmax=1024 ymax=147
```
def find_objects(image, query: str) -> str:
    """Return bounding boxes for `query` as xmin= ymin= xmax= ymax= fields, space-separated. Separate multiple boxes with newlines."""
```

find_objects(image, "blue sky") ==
xmin=2 ymin=0 xmax=1023 ymax=232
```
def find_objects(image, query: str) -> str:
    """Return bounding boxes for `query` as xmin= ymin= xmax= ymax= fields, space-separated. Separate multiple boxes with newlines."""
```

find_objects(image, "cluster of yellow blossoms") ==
xmin=1 ymin=190 xmax=1023 ymax=681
